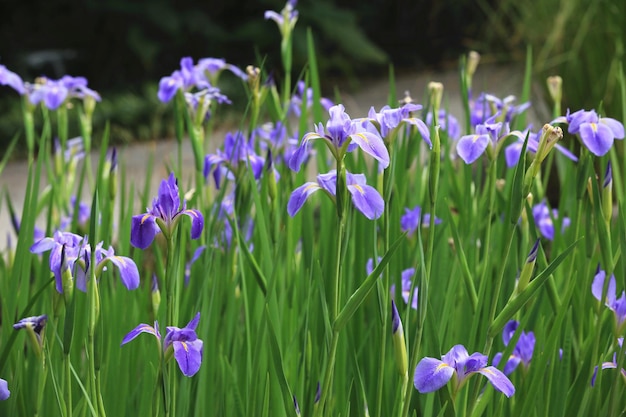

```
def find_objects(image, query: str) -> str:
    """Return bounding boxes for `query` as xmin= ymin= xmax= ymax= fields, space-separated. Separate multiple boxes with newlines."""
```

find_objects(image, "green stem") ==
xmin=64 ymin=354 xmax=72 ymax=417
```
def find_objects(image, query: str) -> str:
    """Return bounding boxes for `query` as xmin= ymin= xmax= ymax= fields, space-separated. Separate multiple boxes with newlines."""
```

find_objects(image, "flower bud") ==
xmin=465 ymin=51 xmax=481 ymax=87
xmin=546 ymin=76 xmax=562 ymax=111
xmin=602 ymin=161 xmax=613 ymax=225
xmin=151 ymin=276 xmax=161 ymax=317
xmin=428 ymin=82 xmax=444 ymax=116
xmin=516 ymin=239 xmax=540 ymax=294
xmin=391 ymin=300 xmax=409 ymax=378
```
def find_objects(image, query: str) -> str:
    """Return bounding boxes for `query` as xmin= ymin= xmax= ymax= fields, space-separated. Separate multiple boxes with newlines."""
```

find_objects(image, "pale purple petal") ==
xmin=456 ymin=134 xmax=490 ymax=164
xmin=349 ymin=131 xmax=390 ymax=168
xmin=477 ymin=367 xmax=515 ymax=397
xmin=600 ymin=117 xmax=625 ymax=139
xmin=287 ymin=182 xmax=322 ymax=217
xmin=180 ymin=209 xmax=204 ymax=240
xmin=0 ymin=378 xmax=9 ymax=400
xmin=579 ymin=122 xmax=614 ymax=156
xmin=121 ymin=323 xmax=159 ymax=345
xmin=592 ymin=269 xmax=616 ymax=305
xmin=107 ymin=255 xmax=140 ymax=290
xmin=413 ymin=357 xmax=455 ymax=393
xmin=347 ymin=183 xmax=384 ymax=220
xmin=173 ymin=339 xmax=203 ymax=377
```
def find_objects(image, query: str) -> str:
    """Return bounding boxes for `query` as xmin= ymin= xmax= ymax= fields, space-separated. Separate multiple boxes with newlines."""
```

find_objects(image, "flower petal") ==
xmin=477 ymin=366 xmax=515 ymax=397
xmin=592 ymin=269 xmax=616 ymax=305
xmin=180 ymin=209 xmax=204 ymax=240
xmin=347 ymin=183 xmax=384 ymax=220
xmin=579 ymin=122 xmax=614 ymax=156
xmin=131 ymin=213 xmax=160 ymax=249
xmin=121 ymin=323 xmax=159 ymax=345
xmin=0 ymin=378 xmax=9 ymax=400
xmin=600 ymin=117 xmax=625 ymax=139
xmin=107 ymin=255 xmax=140 ymax=290
xmin=287 ymin=182 xmax=322 ymax=217
xmin=349 ymin=131 xmax=390 ymax=168
xmin=456 ymin=134 xmax=490 ymax=164
xmin=413 ymin=357 xmax=455 ymax=393
xmin=173 ymin=339 xmax=203 ymax=377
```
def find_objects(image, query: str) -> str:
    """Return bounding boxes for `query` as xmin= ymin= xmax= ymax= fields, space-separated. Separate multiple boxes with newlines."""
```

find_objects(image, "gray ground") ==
xmin=0 ymin=63 xmax=548 ymax=250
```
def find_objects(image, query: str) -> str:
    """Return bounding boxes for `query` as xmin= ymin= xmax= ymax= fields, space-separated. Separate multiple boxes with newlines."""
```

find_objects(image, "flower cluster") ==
xmin=204 ymin=131 xmax=266 ymax=188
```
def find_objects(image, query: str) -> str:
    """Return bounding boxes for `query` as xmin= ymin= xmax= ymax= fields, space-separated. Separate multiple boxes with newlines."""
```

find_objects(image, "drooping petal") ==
xmin=30 ymin=237 xmax=57 ymax=254
xmin=579 ymin=122 xmax=614 ymax=156
xmin=502 ymin=320 xmax=519 ymax=346
xmin=130 ymin=213 xmax=160 ymax=249
xmin=456 ymin=134 xmax=490 ymax=164
xmin=121 ymin=323 xmax=159 ymax=345
xmin=107 ymin=255 xmax=140 ymax=290
xmin=316 ymin=171 xmax=337 ymax=195
xmin=0 ymin=378 xmax=9 ymax=400
xmin=476 ymin=366 xmax=515 ymax=397
xmin=413 ymin=357 xmax=455 ymax=393
xmin=288 ymin=130 xmax=323 ymax=172
xmin=404 ymin=117 xmax=432 ymax=147
xmin=173 ymin=339 xmax=203 ymax=377
xmin=349 ymin=130 xmax=390 ymax=168
xmin=179 ymin=209 xmax=204 ymax=240
xmin=347 ymin=183 xmax=384 ymax=220
xmin=287 ymin=182 xmax=322 ymax=217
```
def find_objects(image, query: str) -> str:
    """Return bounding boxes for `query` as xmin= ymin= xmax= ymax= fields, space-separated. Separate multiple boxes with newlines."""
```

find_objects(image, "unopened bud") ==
xmin=466 ymin=51 xmax=481 ymax=82
xmin=428 ymin=82 xmax=444 ymax=115
xmin=151 ymin=276 xmax=161 ymax=316
xmin=546 ymin=76 xmax=563 ymax=107
xmin=391 ymin=300 xmax=408 ymax=378
xmin=602 ymin=161 xmax=613 ymax=225
xmin=517 ymin=238 xmax=540 ymax=294
xmin=60 ymin=245 xmax=74 ymax=304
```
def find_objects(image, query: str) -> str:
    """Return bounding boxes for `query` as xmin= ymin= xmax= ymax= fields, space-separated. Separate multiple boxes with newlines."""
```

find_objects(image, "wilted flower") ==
xmin=122 ymin=313 xmax=203 ymax=377
xmin=552 ymin=109 xmax=625 ymax=156
xmin=288 ymin=169 xmax=384 ymax=220
xmin=492 ymin=320 xmax=536 ymax=375
xmin=414 ymin=344 xmax=515 ymax=397
xmin=14 ymin=315 xmax=48 ymax=356
xmin=131 ymin=173 xmax=204 ymax=249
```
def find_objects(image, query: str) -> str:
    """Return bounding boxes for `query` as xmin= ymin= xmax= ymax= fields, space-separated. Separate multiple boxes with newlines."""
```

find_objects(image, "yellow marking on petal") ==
xmin=140 ymin=325 xmax=154 ymax=332
xmin=353 ymin=184 xmax=365 ymax=194
xmin=181 ymin=341 xmax=189 ymax=352
xmin=354 ymin=133 xmax=369 ymax=144
xmin=186 ymin=210 xmax=199 ymax=218
xmin=591 ymin=122 xmax=598 ymax=132
xmin=481 ymin=368 xmax=495 ymax=375
xmin=472 ymin=134 xmax=480 ymax=143
xmin=303 ymin=184 xmax=320 ymax=192
xmin=141 ymin=213 xmax=152 ymax=224
xmin=435 ymin=363 xmax=450 ymax=372
xmin=114 ymin=256 xmax=126 ymax=266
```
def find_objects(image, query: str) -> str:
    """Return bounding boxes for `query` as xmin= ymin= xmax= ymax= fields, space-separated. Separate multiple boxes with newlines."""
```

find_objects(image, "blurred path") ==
xmin=0 ymin=63 xmax=544 ymax=250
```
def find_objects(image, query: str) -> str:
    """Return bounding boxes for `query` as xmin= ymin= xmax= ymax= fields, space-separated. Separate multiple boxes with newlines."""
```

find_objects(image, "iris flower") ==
xmin=470 ymin=93 xmax=530 ymax=127
xmin=552 ymin=109 xmax=625 ymax=156
xmin=122 ymin=313 xmax=203 ymax=377
xmin=288 ymin=169 xmax=384 ymax=220
xmin=265 ymin=0 xmax=299 ymax=38
xmin=366 ymin=258 xmax=418 ymax=310
xmin=289 ymin=104 xmax=389 ymax=172
xmin=532 ymin=201 xmax=570 ymax=241
xmin=592 ymin=267 xmax=626 ymax=333
xmin=400 ymin=205 xmax=442 ymax=236
xmin=456 ymin=114 xmax=516 ymax=164
xmin=27 ymin=75 xmax=100 ymax=110
xmin=288 ymin=81 xmax=333 ymax=117
xmin=130 ymin=173 xmax=204 ymax=249
xmin=361 ymin=103 xmax=431 ymax=146
xmin=492 ymin=320 xmax=535 ymax=375
xmin=591 ymin=338 xmax=626 ymax=386
xmin=30 ymin=231 xmax=140 ymax=292
xmin=426 ymin=109 xmax=460 ymax=140
xmin=414 ymin=344 xmax=515 ymax=397
xmin=203 ymin=131 xmax=265 ymax=188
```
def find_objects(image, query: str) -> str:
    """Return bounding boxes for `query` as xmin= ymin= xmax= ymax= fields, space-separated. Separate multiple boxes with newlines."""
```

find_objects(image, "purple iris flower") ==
xmin=470 ymin=93 xmax=529 ymax=127
xmin=492 ymin=320 xmax=535 ymax=375
xmin=414 ymin=344 xmax=515 ymax=397
xmin=288 ymin=169 xmax=384 ymax=220
xmin=0 ymin=378 xmax=9 ymax=400
xmin=289 ymin=104 xmax=389 ymax=172
xmin=122 ymin=313 xmax=203 ymax=377
xmin=532 ymin=201 xmax=570 ymax=240
xmin=592 ymin=267 xmax=626 ymax=332
xmin=363 ymin=103 xmax=431 ymax=146
xmin=184 ymin=87 xmax=231 ymax=121
xmin=130 ymin=173 xmax=204 ymax=249
xmin=504 ymin=129 xmax=578 ymax=168
xmin=426 ymin=109 xmax=460 ymax=140
xmin=591 ymin=338 xmax=626 ymax=386
xmin=30 ymin=231 xmax=140 ymax=292
xmin=456 ymin=114 xmax=516 ymax=164
xmin=0 ymin=64 xmax=25 ymax=94
xmin=400 ymin=205 xmax=442 ymax=236
xmin=197 ymin=57 xmax=247 ymax=82
xmin=552 ymin=109 xmax=625 ymax=156
xmin=203 ymin=131 xmax=265 ymax=188
xmin=288 ymin=81 xmax=334 ymax=117
xmin=158 ymin=57 xmax=205 ymax=102
xmin=27 ymin=75 xmax=100 ymax=110
xmin=13 ymin=314 xmax=48 ymax=339
xmin=265 ymin=0 xmax=299 ymax=37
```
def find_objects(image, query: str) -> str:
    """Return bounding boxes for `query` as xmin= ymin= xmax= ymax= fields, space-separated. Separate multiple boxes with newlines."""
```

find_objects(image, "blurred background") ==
xmin=0 ymin=0 xmax=624 ymax=151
